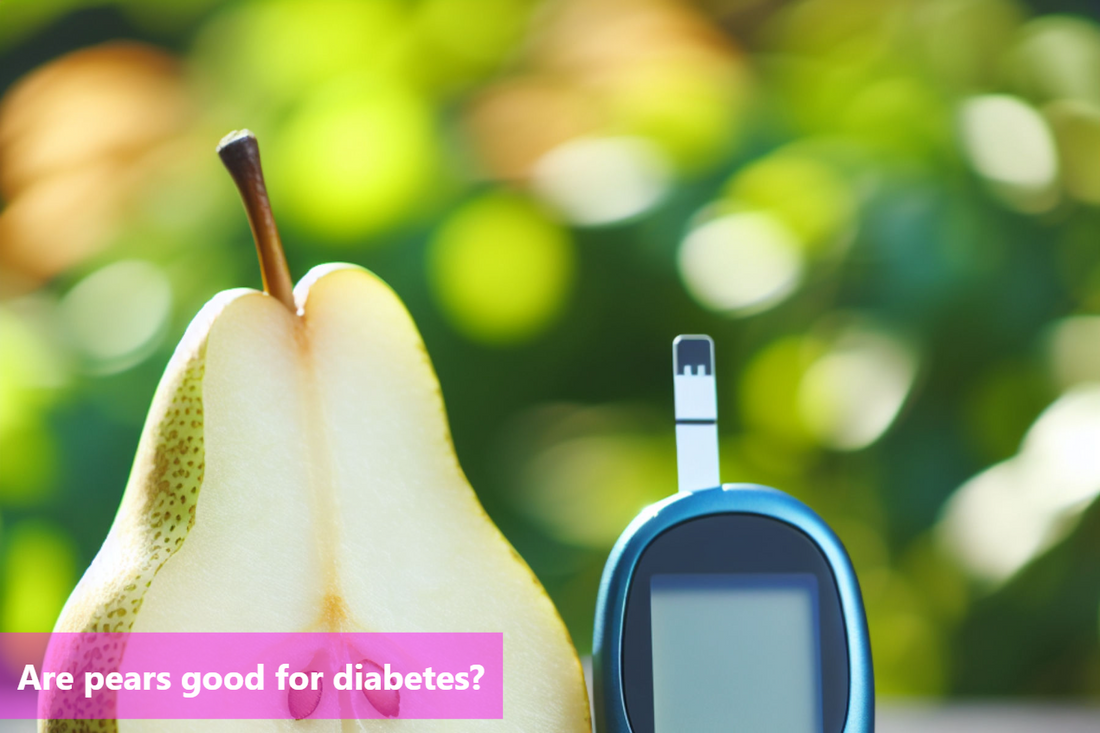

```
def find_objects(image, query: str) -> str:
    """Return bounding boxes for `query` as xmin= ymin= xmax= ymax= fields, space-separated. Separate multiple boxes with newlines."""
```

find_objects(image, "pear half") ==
xmin=46 ymin=132 xmax=589 ymax=732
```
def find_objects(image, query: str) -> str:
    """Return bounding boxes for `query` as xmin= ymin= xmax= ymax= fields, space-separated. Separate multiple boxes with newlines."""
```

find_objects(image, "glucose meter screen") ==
xmin=650 ymin=574 xmax=823 ymax=733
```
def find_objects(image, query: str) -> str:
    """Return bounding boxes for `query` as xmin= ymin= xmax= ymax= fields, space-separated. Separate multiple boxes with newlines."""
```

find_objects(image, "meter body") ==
xmin=592 ymin=336 xmax=873 ymax=733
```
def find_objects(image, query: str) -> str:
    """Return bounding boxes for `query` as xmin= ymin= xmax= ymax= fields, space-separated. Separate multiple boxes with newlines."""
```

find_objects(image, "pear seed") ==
xmin=359 ymin=659 xmax=399 ymax=718
xmin=287 ymin=672 xmax=323 ymax=720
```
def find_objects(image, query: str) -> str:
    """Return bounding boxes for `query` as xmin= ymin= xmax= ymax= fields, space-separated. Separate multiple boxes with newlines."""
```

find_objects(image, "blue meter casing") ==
xmin=592 ymin=337 xmax=873 ymax=733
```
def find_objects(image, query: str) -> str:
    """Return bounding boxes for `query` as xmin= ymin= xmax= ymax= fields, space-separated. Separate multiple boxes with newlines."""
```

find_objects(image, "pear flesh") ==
xmin=48 ymin=265 xmax=590 ymax=732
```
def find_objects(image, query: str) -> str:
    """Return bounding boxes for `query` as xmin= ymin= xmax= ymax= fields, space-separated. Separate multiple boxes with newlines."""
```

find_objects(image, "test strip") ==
xmin=673 ymin=335 xmax=720 ymax=492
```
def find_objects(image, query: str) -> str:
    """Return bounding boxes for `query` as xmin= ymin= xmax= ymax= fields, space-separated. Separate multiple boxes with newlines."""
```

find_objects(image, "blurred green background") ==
xmin=1 ymin=0 xmax=1100 ymax=701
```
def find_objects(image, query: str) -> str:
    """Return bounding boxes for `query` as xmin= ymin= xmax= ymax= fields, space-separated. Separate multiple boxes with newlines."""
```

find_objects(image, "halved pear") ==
xmin=45 ymin=131 xmax=589 ymax=732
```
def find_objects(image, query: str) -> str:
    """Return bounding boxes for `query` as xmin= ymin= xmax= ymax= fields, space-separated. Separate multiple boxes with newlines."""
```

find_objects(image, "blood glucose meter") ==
xmin=593 ymin=335 xmax=873 ymax=733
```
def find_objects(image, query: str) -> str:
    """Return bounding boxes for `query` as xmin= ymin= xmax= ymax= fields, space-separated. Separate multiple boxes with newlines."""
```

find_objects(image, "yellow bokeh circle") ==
xmin=428 ymin=193 xmax=574 ymax=344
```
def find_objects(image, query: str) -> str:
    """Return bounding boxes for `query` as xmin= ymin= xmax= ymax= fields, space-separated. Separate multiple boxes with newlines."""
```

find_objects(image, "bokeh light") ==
xmin=1046 ymin=315 xmax=1100 ymax=389
xmin=60 ymin=260 xmax=172 ymax=375
xmin=428 ymin=193 xmax=574 ymax=344
xmin=1 ymin=521 xmax=76 ymax=633
xmin=1007 ymin=15 xmax=1100 ymax=105
xmin=678 ymin=211 xmax=804 ymax=315
xmin=193 ymin=0 xmax=407 ymax=106
xmin=464 ymin=79 xmax=601 ymax=180
xmin=532 ymin=136 xmax=671 ymax=226
xmin=512 ymin=405 xmax=676 ymax=548
xmin=724 ymin=149 xmax=857 ymax=254
xmin=959 ymin=94 xmax=1059 ymax=211
xmin=271 ymin=77 xmax=438 ymax=241
xmin=601 ymin=58 xmax=747 ymax=170
xmin=738 ymin=336 xmax=817 ymax=448
xmin=798 ymin=323 xmax=917 ymax=451
xmin=0 ymin=42 xmax=187 ymax=285
xmin=0 ymin=302 xmax=66 ymax=447
xmin=410 ymin=0 xmax=534 ymax=88
xmin=0 ymin=43 xmax=185 ymax=195
xmin=939 ymin=385 xmax=1100 ymax=584
xmin=1046 ymin=99 xmax=1100 ymax=205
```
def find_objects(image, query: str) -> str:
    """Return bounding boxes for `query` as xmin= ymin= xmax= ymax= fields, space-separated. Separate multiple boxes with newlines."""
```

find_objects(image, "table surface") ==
xmin=875 ymin=703 xmax=1100 ymax=731
xmin=3 ymin=704 xmax=1100 ymax=731
xmin=3 ymin=702 xmax=1100 ymax=730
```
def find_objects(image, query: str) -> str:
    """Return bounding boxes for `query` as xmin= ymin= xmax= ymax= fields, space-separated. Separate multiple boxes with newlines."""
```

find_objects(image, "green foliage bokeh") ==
xmin=2 ymin=0 xmax=1100 ymax=700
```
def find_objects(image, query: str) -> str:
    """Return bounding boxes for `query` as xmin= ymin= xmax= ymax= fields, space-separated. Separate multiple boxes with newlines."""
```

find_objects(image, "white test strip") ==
xmin=673 ymin=334 xmax=720 ymax=493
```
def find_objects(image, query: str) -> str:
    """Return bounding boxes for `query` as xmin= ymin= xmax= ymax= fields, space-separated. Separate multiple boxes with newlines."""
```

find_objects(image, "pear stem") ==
xmin=217 ymin=130 xmax=296 ymax=312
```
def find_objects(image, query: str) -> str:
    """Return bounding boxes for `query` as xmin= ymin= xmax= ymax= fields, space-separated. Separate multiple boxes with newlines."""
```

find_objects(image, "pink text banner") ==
xmin=0 ymin=632 xmax=503 ymax=720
